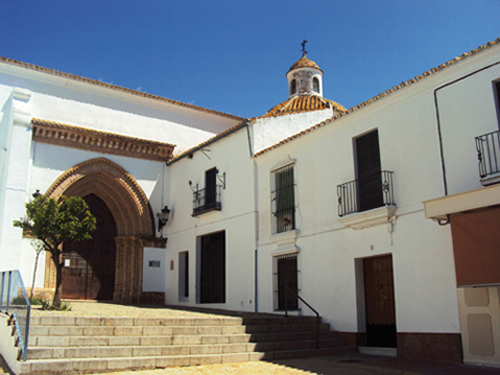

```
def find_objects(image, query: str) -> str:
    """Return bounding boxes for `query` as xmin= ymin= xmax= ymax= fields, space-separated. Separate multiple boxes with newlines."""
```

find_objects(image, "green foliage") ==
xmin=13 ymin=194 xmax=96 ymax=254
xmin=13 ymin=193 xmax=96 ymax=308
xmin=41 ymin=300 xmax=72 ymax=311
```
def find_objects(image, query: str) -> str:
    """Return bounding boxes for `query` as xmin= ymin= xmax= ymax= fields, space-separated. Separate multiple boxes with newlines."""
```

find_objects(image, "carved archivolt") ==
xmin=45 ymin=157 xmax=155 ymax=237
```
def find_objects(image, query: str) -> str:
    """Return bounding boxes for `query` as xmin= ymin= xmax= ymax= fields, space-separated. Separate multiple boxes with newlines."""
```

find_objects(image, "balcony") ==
xmin=476 ymin=130 xmax=500 ymax=186
xmin=192 ymin=185 xmax=222 ymax=217
xmin=337 ymin=171 xmax=396 ymax=229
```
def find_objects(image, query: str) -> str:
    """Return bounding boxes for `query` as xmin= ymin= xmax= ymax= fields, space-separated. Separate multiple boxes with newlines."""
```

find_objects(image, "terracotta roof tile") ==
xmin=253 ymin=38 xmax=500 ymax=158
xmin=261 ymin=95 xmax=347 ymax=118
xmin=287 ymin=54 xmax=323 ymax=74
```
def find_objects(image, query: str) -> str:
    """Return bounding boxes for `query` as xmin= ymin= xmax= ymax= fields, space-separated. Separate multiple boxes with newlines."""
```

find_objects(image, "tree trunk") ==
xmin=51 ymin=251 xmax=63 ymax=308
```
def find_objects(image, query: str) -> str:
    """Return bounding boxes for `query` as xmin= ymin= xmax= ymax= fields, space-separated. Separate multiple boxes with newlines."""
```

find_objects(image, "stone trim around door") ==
xmin=43 ymin=157 xmax=161 ymax=304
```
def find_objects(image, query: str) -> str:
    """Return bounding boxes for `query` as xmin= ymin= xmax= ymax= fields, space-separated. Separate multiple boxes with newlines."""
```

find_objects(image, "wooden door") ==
xmin=277 ymin=254 xmax=298 ymax=310
xmin=356 ymin=130 xmax=383 ymax=212
xmin=62 ymin=194 xmax=117 ymax=300
xmin=364 ymin=255 xmax=397 ymax=347
xmin=200 ymin=231 xmax=225 ymax=303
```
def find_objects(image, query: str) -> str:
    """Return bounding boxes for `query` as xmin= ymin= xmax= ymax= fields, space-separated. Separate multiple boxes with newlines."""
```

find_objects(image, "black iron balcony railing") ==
xmin=337 ymin=171 xmax=395 ymax=217
xmin=476 ymin=130 xmax=500 ymax=179
xmin=192 ymin=185 xmax=222 ymax=216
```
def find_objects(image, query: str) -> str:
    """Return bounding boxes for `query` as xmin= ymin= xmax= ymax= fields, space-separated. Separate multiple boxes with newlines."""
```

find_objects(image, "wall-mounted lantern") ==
xmin=157 ymin=206 xmax=171 ymax=232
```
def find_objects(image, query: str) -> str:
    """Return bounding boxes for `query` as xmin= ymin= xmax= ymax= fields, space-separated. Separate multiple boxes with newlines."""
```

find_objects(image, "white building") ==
xmin=1 ymin=39 xmax=500 ymax=366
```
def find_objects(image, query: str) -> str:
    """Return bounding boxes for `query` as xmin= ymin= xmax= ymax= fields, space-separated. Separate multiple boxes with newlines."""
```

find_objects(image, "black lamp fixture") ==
xmin=157 ymin=206 xmax=171 ymax=232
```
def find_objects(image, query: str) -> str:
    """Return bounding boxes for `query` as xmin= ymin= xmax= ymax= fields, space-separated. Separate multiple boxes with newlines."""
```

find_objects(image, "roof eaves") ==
xmin=0 ymin=56 xmax=243 ymax=121
xmin=166 ymin=119 xmax=253 ymax=165
xmin=253 ymin=38 xmax=500 ymax=158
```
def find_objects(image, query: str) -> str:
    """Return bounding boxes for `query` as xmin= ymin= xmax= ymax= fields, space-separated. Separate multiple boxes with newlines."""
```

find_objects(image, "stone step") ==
xmin=28 ymin=324 xmax=247 ymax=337
xmin=30 ymin=315 xmax=320 ymax=328
xmin=27 ymin=343 xmax=257 ymax=359
xmin=29 ymin=316 xmax=244 ymax=327
xmin=29 ymin=323 xmax=330 ymax=339
xmin=27 ymin=337 xmax=347 ymax=360
xmin=22 ymin=346 xmax=356 ymax=374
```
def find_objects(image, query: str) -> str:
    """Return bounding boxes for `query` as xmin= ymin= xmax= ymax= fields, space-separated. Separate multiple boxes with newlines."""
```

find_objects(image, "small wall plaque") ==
xmin=149 ymin=260 xmax=161 ymax=268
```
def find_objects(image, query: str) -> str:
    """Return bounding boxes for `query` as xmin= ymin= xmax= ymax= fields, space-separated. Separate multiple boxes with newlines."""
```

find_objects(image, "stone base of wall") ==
xmin=25 ymin=288 xmax=55 ymax=302
xmin=397 ymin=332 xmax=462 ymax=364
xmin=140 ymin=292 xmax=166 ymax=305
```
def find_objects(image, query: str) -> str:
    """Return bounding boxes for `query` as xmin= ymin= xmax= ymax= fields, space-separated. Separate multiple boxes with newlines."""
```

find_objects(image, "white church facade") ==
xmin=1 ymin=39 xmax=500 ymax=366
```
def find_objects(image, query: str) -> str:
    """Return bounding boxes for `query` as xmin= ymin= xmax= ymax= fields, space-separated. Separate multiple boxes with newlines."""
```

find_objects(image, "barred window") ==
xmin=271 ymin=164 xmax=295 ymax=234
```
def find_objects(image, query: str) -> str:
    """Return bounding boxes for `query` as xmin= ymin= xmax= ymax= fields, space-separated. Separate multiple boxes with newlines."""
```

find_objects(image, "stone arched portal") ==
xmin=44 ymin=157 xmax=157 ymax=303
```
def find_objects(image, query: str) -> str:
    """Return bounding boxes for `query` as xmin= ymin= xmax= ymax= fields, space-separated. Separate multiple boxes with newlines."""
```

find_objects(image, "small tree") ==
xmin=30 ymin=239 xmax=45 ymax=299
xmin=13 ymin=193 xmax=96 ymax=308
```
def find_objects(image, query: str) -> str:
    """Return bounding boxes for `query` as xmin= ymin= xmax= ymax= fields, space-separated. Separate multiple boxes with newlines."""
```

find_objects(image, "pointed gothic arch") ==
xmin=44 ymin=157 xmax=157 ymax=303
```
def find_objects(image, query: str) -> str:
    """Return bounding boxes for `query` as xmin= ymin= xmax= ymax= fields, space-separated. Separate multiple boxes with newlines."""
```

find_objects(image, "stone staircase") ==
xmin=16 ymin=313 xmax=354 ymax=374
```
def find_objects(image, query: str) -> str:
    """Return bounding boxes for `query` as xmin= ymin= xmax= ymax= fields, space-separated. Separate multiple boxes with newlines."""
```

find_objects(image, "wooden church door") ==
xmin=61 ymin=194 xmax=117 ymax=300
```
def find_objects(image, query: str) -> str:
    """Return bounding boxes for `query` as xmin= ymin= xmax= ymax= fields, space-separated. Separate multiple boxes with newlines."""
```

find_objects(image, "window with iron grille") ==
xmin=271 ymin=164 xmax=295 ymax=234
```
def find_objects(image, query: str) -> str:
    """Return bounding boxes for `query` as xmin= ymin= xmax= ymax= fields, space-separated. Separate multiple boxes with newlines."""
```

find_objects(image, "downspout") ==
xmin=246 ymin=121 xmax=260 ymax=312
xmin=433 ymin=59 xmax=500 ymax=225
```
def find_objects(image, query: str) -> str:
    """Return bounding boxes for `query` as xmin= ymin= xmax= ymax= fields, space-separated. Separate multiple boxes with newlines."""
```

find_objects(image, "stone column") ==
xmin=114 ymin=236 xmax=143 ymax=304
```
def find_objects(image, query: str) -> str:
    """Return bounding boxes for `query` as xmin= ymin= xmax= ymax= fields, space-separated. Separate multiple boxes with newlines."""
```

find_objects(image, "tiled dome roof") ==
xmin=262 ymin=95 xmax=346 ymax=118
xmin=287 ymin=54 xmax=323 ymax=74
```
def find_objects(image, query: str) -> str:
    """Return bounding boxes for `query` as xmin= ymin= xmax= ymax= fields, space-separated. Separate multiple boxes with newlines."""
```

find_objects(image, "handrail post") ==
xmin=285 ymin=286 xmax=320 ymax=349
xmin=0 ymin=272 xmax=4 ymax=310
xmin=6 ymin=271 xmax=12 ymax=312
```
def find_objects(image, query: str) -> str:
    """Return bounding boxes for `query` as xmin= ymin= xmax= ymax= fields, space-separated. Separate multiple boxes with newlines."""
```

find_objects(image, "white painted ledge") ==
xmin=358 ymin=346 xmax=397 ymax=357
xmin=481 ymin=172 xmax=500 ymax=186
xmin=338 ymin=206 xmax=396 ymax=230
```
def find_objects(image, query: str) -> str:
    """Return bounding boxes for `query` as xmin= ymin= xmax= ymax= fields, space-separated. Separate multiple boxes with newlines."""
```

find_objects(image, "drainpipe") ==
xmin=433 ymin=59 xmax=500 ymax=225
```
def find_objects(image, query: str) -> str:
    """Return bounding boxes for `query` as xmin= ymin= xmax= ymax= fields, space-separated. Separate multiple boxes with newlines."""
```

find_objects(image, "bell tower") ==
xmin=286 ymin=41 xmax=324 ymax=98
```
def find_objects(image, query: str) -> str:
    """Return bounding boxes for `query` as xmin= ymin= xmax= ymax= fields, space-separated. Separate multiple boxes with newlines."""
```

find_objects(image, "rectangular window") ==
xmin=355 ymin=130 xmax=383 ymax=212
xmin=271 ymin=164 xmax=295 ymax=234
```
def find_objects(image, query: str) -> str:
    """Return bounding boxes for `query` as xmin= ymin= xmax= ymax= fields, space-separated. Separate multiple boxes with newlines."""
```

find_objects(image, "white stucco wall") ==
xmin=252 ymin=109 xmax=333 ymax=155
xmin=250 ymin=50 xmax=500 ymax=336
xmin=164 ymin=127 xmax=258 ymax=312
xmin=0 ymin=60 xmax=240 ymax=282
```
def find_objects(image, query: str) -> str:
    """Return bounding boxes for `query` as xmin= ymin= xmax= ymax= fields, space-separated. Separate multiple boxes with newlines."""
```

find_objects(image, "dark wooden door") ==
xmin=364 ymin=255 xmax=397 ymax=347
xmin=356 ymin=130 xmax=383 ymax=212
xmin=200 ymin=231 xmax=225 ymax=303
xmin=277 ymin=254 xmax=298 ymax=310
xmin=205 ymin=168 xmax=217 ymax=209
xmin=62 ymin=194 xmax=117 ymax=300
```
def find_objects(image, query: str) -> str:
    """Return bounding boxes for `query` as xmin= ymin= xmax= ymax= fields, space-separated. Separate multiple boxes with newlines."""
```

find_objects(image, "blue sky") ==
xmin=2 ymin=1 xmax=500 ymax=118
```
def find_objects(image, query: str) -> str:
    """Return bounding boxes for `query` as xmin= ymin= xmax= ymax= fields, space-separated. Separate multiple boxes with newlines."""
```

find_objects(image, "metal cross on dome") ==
xmin=301 ymin=40 xmax=308 ymax=55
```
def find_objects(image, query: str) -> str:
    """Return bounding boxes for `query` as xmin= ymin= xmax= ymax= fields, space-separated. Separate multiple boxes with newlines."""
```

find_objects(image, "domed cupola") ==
xmin=286 ymin=52 xmax=324 ymax=98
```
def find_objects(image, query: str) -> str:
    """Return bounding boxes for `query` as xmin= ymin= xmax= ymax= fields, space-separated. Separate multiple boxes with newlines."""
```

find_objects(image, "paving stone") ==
xmin=155 ymin=356 xmax=191 ymax=368
xmin=189 ymin=354 xmax=222 ymax=366
xmin=134 ymin=318 xmax=164 ymax=326
xmin=63 ymin=347 xmax=97 ymax=359
xmin=109 ymin=336 xmax=141 ymax=346
xmin=75 ymin=317 xmax=102 ymax=326
xmin=221 ymin=353 xmax=250 ymax=363
xmin=143 ymin=326 xmax=172 ymax=336
xmin=97 ymin=347 xmax=133 ymax=358
xmin=141 ymin=336 xmax=172 ymax=346
xmin=69 ymin=336 xmax=109 ymax=347
xmin=114 ymin=326 xmax=143 ymax=336
xmin=48 ymin=326 xmax=84 ymax=336
xmin=38 ymin=316 xmax=75 ymax=326
xmin=161 ymin=346 xmax=190 ymax=356
xmin=189 ymin=345 xmax=222 ymax=355
xmin=83 ymin=326 xmax=115 ymax=336
xmin=133 ymin=346 xmax=162 ymax=357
